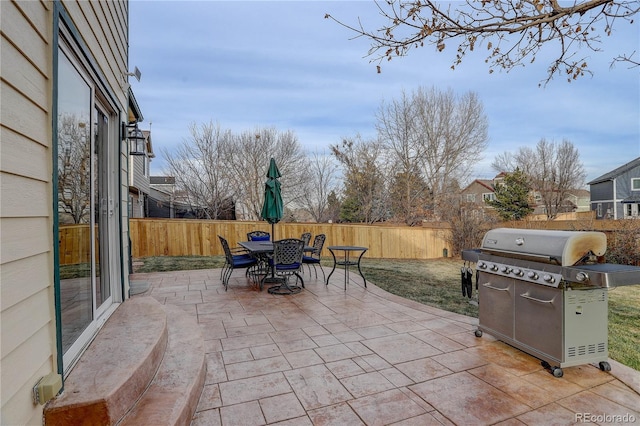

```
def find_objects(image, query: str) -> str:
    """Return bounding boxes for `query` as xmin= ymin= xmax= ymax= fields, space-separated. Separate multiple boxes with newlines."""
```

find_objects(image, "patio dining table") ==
xmin=238 ymin=240 xmax=315 ymax=291
xmin=239 ymin=240 xmax=316 ymax=255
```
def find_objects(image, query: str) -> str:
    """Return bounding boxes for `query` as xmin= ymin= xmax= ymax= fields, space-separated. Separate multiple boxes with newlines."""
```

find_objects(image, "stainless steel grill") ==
xmin=463 ymin=228 xmax=640 ymax=377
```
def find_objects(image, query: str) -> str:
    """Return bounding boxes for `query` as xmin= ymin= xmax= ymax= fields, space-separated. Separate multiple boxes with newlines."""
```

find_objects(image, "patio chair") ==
xmin=218 ymin=238 xmax=250 ymax=280
xmin=218 ymin=235 xmax=258 ymax=291
xmin=271 ymin=238 xmax=305 ymax=290
xmin=247 ymin=230 xmax=270 ymax=241
xmin=300 ymin=232 xmax=312 ymax=246
xmin=302 ymin=233 xmax=326 ymax=281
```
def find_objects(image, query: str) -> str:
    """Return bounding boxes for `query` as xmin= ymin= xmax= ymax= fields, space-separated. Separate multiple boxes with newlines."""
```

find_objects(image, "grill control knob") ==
xmin=575 ymin=272 xmax=589 ymax=282
xmin=490 ymin=264 xmax=499 ymax=271
xmin=478 ymin=262 xmax=487 ymax=269
xmin=512 ymin=268 xmax=523 ymax=277
xmin=543 ymin=274 xmax=555 ymax=283
xmin=500 ymin=266 xmax=510 ymax=273
xmin=527 ymin=271 xmax=538 ymax=280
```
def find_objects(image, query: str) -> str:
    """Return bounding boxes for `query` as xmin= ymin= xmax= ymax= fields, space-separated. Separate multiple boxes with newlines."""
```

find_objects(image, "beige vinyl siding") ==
xmin=1 ymin=291 xmax=56 ymax=383
xmin=2 ymin=328 xmax=57 ymax=426
xmin=2 ymin=0 xmax=130 ymax=423
xmin=1 ymin=173 xmax=51 ymax=217
xmin=1 ymin=127 xmax=50 ymax=181
xmin=0 ymin=253 xmax=52 ymax=315
xmin=1 ymin=1 xmax=50 ymax=74
xmin=1 ymin=38 xmax=49 ymax=110
xmin=2 ymin=82 xmax=49 ymax=144
xmin=1 ymin=0 xmax=55 ymax=424
xmin=62 ymin=0 xmax=128 ymax=107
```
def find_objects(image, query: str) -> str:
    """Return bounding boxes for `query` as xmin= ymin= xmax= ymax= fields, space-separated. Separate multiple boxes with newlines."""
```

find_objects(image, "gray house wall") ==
xmin=588 ymin=157 xmax=640 ymax=219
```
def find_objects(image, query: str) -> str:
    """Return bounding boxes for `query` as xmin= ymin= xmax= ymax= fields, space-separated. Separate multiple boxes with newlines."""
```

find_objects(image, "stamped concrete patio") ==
xmin=130 ymin=266 xmax=640 ymax=426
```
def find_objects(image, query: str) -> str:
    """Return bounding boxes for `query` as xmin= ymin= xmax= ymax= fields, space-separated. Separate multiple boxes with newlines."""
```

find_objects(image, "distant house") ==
xmin=461 ymin=174 xmax=590 ymax=218
xmin=460 ymin=178 xmax=497 ymax=210
xmin=564 ymin=189 xmax=591 ymax=213
xmin=587 ymin=157 xmax=640 ymax=219
xmin=148 ymin=176 xmax=237 ymax=219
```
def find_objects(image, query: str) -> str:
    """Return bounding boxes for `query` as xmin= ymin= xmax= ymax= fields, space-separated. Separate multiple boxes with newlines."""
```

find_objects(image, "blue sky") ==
xmin=129 ymin=1 xmax=640 ymax=184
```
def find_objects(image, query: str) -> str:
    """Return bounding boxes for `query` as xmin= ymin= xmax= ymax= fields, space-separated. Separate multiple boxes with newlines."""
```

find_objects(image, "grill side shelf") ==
xmin=563 ymin=264 xmax=640 ymax=288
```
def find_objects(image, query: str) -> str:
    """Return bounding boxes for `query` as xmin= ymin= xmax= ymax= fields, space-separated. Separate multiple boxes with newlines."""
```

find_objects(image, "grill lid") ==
xmin=481 ymin=228 xmax=606 ymax=266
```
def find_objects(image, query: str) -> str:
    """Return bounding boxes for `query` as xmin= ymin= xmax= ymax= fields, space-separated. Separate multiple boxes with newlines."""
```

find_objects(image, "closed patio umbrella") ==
xmin=260 ymin=157 xmax=283 ymax=240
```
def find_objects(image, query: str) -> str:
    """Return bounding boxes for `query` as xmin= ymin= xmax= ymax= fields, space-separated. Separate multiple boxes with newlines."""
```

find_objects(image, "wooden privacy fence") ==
xmin=59 ymin=224 xmax=92 ymax=265
xmin=129 ymin=219 xmax=453 ymax=260
xmin=58 ymin=217 xmax=635 ymax=264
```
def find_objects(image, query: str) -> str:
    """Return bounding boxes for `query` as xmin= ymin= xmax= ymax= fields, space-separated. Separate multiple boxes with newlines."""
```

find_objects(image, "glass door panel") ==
xmin=57 ymin=51 xmax=94 ymax=355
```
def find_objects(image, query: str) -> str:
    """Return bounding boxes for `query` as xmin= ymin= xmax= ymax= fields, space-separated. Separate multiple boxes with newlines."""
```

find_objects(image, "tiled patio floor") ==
xmin=130 ymin=267 xmax=640 ymax=426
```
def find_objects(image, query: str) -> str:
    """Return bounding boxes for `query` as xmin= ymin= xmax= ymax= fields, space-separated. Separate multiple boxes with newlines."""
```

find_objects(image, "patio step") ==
xmin=119 ymin=303 xmax=206 ymax=426
xmin=44 ymin=296 xmax=205 ymax=426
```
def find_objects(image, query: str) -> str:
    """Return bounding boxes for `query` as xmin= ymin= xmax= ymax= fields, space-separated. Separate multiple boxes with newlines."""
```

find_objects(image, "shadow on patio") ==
xmin=128 ymin=267 xmax=639 ymax=426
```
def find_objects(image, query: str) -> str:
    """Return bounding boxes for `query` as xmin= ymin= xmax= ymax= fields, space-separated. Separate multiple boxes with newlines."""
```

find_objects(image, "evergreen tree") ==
xmin=486 ymin=168 xmax=533 ymax=221
xmin=339 ymin=196 xmax=362 ymax=223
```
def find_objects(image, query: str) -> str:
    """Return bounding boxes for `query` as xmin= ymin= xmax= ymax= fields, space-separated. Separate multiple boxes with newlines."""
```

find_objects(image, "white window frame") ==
xmin=483 ymin=193 xmax=496 ymax=202
xmin=631 ymin=178 xmax=640 ymax=191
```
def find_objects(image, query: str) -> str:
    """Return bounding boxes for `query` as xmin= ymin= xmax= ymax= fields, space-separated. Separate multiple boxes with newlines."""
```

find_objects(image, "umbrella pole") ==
xmin=271 ymin=222 xmax=276 ymax=278
xmin=266 ymin=221 xmax=278 ymax=281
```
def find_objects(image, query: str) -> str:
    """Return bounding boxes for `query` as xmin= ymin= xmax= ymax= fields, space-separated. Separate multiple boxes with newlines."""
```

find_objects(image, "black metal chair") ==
xmin=269 ymin=238 xmax=305 ymax=294
xmin=218 ymin=235 xmax=258 ymax=291
xmin=302 ymin=234 xmax=326 ymax=281
xmin=300 ymin=232 xmax=312 ymax=246
xmin=247 ymin=230 xmax=270 ymax=241
xmin=218 ymin=238 xmax=250 ymax=280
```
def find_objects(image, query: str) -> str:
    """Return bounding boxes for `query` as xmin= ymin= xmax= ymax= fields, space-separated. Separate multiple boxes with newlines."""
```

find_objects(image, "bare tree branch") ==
xmin=298 ymin=151 xmax=339 ymax=222
xmin=326 ymin=0 xmax=639 ymax=84
xmin=377 ymin=86 xmax=488 ymax=223
xmin=162 ymin=121 xmax=236 ymax=219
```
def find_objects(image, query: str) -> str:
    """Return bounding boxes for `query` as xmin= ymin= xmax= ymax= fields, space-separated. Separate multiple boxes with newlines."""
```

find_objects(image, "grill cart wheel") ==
xmin=474 ymin=329 xmax=483 ymax=337
xmin=599 ymin=361 xmax=611 ymax=372
xmin=541 ymin=361 xmax=564 ymax=378
xmin=552 ymin=367 xmax=564 ymax=378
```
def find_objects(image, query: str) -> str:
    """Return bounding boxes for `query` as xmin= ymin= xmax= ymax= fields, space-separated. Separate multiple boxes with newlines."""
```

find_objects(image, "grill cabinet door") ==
xmin=564 ymin=289 xmax=608 ymax=366
xmin=478 ymin=273 xmax=514 ymax=339
xmin=514 ymin=281 xmax=563 ymax=361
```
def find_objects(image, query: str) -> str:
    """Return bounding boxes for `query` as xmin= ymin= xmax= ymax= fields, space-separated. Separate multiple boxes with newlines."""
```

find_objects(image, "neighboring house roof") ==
xmin=461 ymin=179 xmax=494 ymax=193
xmin=587 ymin=157 xmax=640 ymax=185
xmin=142 ymin=130 xmax=155 ymax=158
xmin=622 ymin=193 xmax=640 ymax=203
xmin=150 ymin=176 xmax=175 ymax=185
xmin=128 ymin=87 xmax=143 ymax=123
xmin=565 ymin=189 xmax=590 ymax=198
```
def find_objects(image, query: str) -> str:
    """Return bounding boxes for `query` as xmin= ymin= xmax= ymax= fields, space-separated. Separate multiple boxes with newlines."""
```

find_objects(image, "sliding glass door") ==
xmin=56 ymin=47 xmax=118 ymax=371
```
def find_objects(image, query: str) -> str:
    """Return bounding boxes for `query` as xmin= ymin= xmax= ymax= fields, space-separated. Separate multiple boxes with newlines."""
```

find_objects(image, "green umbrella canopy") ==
xmin=261 ymin=158 xmax=284 ymax=225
